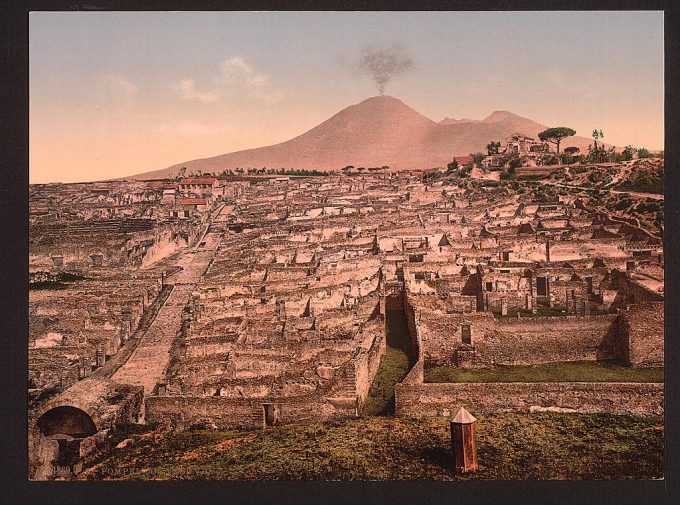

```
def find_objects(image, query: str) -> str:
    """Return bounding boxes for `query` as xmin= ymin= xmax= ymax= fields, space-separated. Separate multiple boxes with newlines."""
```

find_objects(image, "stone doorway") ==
xmin=536 ymin=276 xmax=548 ymax=296
xmin=263 ymin=403 xmax=281 ymax=428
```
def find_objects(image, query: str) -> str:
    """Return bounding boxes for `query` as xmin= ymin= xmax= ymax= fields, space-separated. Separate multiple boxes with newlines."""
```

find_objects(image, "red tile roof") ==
xmin=147 ymin=182 xmax=164 ymax=188
xmin=179 ymin=177 xmax=217 ymax=185
xmin=179 ymin=198 xmax=207 ymax=206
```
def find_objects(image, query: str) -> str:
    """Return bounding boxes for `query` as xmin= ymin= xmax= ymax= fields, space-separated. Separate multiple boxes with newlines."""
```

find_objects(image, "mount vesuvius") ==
xmin=128 ymin=95 xmax=598 ymax=179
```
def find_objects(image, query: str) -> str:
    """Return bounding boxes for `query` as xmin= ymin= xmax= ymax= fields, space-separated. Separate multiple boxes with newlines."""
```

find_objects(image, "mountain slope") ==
xmin=130 ymin=96 xmax=602 ymax=179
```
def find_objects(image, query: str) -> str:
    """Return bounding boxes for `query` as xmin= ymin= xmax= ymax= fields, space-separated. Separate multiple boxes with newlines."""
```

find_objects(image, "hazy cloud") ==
xmin=173 ymin=79 xmax=219 ymax=103
xmin=174 ymin=56 xmax=281 ymax=104
xmin=219 ymin=56 xmax=282 ymax=103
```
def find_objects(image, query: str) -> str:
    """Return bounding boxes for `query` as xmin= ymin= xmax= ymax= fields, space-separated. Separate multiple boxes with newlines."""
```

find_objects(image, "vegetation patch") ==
xmin=425 ymin=360 xmax=664 ymax=384
xmin=28 ymin=385 xmax=61 ymax=409
xmin=490 ymin=306 xmax=610 ymax=318
xmin=362 ymin=346 xmax=410 ymax=416
xmin=29 ymin=271 xmax=85 ymax=290
xmin=615 ymin=165 xmax=663 ymax=195
xmin=76 ymin=413 xmax=663 ymax=480
xmin=363 ymin=309 xmax=416 ymax=416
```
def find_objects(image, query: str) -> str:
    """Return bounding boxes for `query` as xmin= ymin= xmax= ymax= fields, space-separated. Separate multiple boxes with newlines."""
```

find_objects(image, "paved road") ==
xmin=110 ymin=212 xmax=224 ymax=396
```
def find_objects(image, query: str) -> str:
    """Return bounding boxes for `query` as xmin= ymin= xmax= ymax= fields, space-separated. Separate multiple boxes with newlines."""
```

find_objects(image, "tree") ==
xmin=636 ymin=147 xmax=652 ymax=158
xmin=178 ymin=166 xmax=187 ymax=179
xmin=447 ymin=158 xmax=459 ymax=172
xmin=589 ymin=129 xmax=606 ymax=163
xmin=592 ymin=129 xmax=604 ymax=147
xmin=486 ymin=142 xmax=500 ymax=155
xmin=507 ymin=157 xmax=522 ymax=174
xmin=562 ymin=147 xmax=580 ymax=164
xmin=471 ymin=152 xmax=486 ymax=164
xmin=538 ymin=127 xmax=576 ymax=162
xmin=621 ymin=145 xmax=636 ymax=161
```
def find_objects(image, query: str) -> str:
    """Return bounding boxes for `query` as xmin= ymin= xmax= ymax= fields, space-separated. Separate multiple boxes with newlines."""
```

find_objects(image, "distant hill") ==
xmin=129 ymin=96 xmax=603 ymax=179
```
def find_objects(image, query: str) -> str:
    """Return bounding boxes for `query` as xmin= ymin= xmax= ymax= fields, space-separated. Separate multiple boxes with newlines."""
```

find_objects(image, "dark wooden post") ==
xmin=450 ymin=407 xmax=478 ymax=473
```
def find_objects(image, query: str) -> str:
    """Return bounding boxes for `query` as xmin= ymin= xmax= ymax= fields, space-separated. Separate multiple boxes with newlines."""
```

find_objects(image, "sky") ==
xmin=29 ymin=11 xmax=664 ymax=183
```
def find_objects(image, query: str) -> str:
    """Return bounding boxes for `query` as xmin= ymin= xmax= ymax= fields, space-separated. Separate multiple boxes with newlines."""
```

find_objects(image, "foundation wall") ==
xmin=418 ymin=311 xmax=620 ymax=366
xmin=145 ymin=394 xmax=356 ymax=430
xmin=395 ymin=381 xmax=663 ymax=417
xmin=620 ymin=302 xmax=664 ymax=367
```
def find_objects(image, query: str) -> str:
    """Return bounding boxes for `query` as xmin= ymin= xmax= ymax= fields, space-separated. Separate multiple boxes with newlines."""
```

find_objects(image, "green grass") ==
xmin=425 ymin=361 xmax=664 ymax=384
xmin=77 ymin=413 xmax=663 ymax=480
xmin=362 ymin=308 xmax=417 ymax=416
xmin=362 ymin=346 xmax=410 ymax=416
xmin=492 ymin=307 xmax=616 ymax=319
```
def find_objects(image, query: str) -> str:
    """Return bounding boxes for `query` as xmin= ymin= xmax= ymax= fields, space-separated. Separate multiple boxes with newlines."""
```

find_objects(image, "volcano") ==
xmin=130 ymin=96 xmax=599 ymax=179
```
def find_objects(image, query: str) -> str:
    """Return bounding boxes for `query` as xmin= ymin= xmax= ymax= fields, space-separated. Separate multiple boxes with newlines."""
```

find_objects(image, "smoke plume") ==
xmin=357 ymin=44 xmax=413 ymax=95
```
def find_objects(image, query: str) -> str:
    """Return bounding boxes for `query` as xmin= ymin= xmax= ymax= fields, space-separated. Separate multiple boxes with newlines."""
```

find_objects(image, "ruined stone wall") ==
xmin=137 ymin=225 xmax=193 ymax=267
xmin=403 ymin=294 xmax=421 ymax=360
xmin=31 ymin=234 xmax=129 ymax=269
xmin=613 ymin=271 xmax=664 ymax=304
xmin=145 ymin=393 xmax=356 ymax=430
xmin=401 ymin=358 xmax=424 ymax=384
xmin=620 ymin=302 xmax=664 ymax=367
xmin=483 ymin=291 xmax=529 ymax=312
xmin=385 ymin=293 xmax=404 ymax=310
xmin=418 ymin=311 xmax=620 ymax=366
xmin=444 ymin=295 xmax=479 ymax=313
xmin=29 ymin=351 xmax=82 ymax=391
xmin=549 ymin=280 xmax=587 ymax=310
xmin=395 ymin=381 xmax=663 ymax=417
xmin=355 ymin=332 xmax=387 ymax=411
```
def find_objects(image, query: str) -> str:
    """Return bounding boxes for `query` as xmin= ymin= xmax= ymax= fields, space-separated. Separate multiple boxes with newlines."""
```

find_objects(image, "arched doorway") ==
xmin=36 ymin=406 xmax=97 ymax=470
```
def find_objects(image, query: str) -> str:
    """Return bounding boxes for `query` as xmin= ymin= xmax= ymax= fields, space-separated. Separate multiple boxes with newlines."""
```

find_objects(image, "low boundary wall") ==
xmin=145 ymin=393 xmax=357 ymax=430
xmin=395 ymin=380 xmax=663 ymax=417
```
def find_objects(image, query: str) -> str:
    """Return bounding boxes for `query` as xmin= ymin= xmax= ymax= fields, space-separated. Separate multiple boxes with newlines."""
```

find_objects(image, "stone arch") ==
xmin=36 ymin=406 xmax=97 ymax=438
xmin=34 ymin=406 xmax=98 ymax=474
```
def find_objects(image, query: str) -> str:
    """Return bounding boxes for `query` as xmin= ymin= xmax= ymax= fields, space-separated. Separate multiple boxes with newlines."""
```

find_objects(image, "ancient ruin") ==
xmin=28 ymin=161 xmax=664 ymax=479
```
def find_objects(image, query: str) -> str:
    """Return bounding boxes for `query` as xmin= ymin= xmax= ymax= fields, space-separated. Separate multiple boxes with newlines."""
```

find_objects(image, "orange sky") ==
xmin=30 ymin=11 xmax=664 ymax=183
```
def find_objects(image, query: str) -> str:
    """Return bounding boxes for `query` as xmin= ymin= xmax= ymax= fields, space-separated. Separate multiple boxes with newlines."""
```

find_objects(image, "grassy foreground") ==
xmin=77 ymin=413 xmax=663 ymax=480
xmin=425 ymin=361 xmax=664 ymax=384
